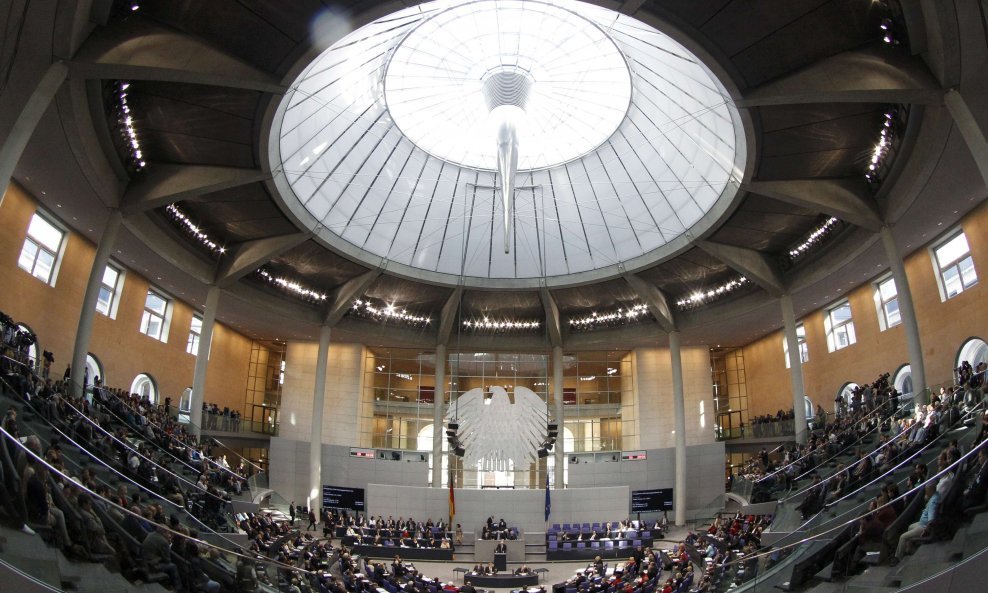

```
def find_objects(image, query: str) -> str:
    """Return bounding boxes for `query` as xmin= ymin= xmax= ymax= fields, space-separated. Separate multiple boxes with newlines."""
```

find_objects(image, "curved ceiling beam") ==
xmin=221 ymin=281 xmax=323 ymax=327
xmin=539 ymin=287 xmax=562 ymax=347
xmin=695 ymin=241 xmax=785 ymax=298
xmin=744 ymin=178 xmax=883 ymax=231
xmin=622 ymin=273 xmax=675 ymax=333
xmin=214 ymin=233 xmax=309 ymax=288
xmin=739 ymin=45 xmax=942 ymax=107
xmin=69 ymin=16 xmax=286 ymax=93
xmin=944 ymin=88 xmax=988 ymax=188
xmin=438 ymin=286 xmax=464 ymax=347
xmin=121 ymin=164 xmax=271 ymax=214
xmin=323 ymin=269 xmax=382 ymax=327
xmin=121 ymin=211 xmax=215 ymax=284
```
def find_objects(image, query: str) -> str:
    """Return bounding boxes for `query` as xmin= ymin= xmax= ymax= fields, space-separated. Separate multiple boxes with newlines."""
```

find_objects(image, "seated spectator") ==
xmin=891 ymin=483 xmax=939 ymax=565
xmin=142 ymin=524 xmax=181 ymax=589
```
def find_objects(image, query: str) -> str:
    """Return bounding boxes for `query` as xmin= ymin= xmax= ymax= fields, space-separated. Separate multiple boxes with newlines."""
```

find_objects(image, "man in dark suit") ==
xmin=495 ymin=542 xmax=507 ymax=554
xmin=461 ymin=581 xmax=476 ymax=593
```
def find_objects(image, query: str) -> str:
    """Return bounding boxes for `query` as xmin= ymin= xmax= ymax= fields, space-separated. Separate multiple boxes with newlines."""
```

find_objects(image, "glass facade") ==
xmin=361 ymin=348 xmax=633 ymax=488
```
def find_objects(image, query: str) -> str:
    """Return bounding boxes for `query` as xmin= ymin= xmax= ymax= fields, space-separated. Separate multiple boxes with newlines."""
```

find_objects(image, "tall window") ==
xmin=187 ymin=315 xmax=202 ymax=355
xmin=86 ymin=353 xmax=103 ymax=387
xmin=825 ymin=301 xmax=856 ymax=352
xmin=875 ymin=276 xmax=901 ymax=330
xmin=18 ymin=213 xmax=64 ymax=285
xmin=140 ymin=289 xmax=170 ymax=341
xmin=783 ymin=323 xmax=809 ymax=368
xmin=933 ymin=231 xmax=977 ymax=300
xmin=96 ymin=264 xmax=123 ymax=317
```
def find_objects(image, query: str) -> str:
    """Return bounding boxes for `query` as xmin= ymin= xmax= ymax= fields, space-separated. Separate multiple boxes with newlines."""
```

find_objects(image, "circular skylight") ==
xmin=270 ymin=0 xmax=747 ymax=288
xmin=383 ymin=1 xmax=632 ymax=171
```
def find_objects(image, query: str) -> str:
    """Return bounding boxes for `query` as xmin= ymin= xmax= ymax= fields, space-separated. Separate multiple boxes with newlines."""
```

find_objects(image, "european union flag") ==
xmin=544 ymin=472 xmax=551 ymax=522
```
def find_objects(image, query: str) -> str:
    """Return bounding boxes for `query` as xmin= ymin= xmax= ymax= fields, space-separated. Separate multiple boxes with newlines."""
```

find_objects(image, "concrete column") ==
xmin=553 ymin=346 xmax=564 ymax=489
xmin=781 ymin=293 xmax=808 ymax=444
xmin=945 ymin=89 xmax=988 ymax=188
xmin=881 ymin=226 xmax=927 ymax=405
xmin=189 ymin=285 xmax=221 ymax=435
xmin=70 ymin=209 xmax=122 ymax=397
xmin=0 ymin=63 xmax=68 ymax=203
xmin=432 ymin=344 xmax=446 ymax=488
xmin=308 ymin=324 xmax=331 ymax=511
xmin=668 ymin=330 xmax=687 ymax=526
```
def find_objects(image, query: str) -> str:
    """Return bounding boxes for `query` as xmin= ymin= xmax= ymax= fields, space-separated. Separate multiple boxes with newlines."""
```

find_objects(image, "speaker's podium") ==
xmin=494 ymin=553 xmax=507 ymax=572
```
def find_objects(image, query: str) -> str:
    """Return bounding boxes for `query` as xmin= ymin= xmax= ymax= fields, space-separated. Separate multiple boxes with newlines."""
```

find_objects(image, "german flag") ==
xmin=448 ymin=464 xmax=456 ymax=523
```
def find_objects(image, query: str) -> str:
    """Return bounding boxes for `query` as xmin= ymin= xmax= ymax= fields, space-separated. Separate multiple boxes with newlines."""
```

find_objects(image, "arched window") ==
xmin=956 ymin=338 xmax=988 ymax=370
xmin=130 ymin=373 xmax=159 ymax=403
xmin=180 ymin=387 xmax=193 ymax=413
xmin=86 ymin=353 xmax=104 ymax=388
xmin=893 ymin=364 xmax=913 ymax=396
xmin=835 ymin=382 xmax=858 ymax=413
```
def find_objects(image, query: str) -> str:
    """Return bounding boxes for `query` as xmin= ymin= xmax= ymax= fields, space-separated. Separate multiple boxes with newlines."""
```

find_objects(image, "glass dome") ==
xmin=271 ymin=0 xmax=746 ymax=287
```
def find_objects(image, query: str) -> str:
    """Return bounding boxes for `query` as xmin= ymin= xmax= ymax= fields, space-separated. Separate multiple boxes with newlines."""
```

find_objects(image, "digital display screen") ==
xmin=322 ymin=486 xmax=365 ymax=511
xmin=630 ymin=488 xmax=673 ymax=512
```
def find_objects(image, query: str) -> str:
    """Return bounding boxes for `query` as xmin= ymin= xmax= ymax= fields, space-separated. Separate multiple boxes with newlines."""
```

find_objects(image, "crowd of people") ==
xmin=480 ymin=515 xmax=517 ymax=539
xmin=331 ymin=511 xmax=457 ymax=549
xmin=202 ymin=402 xmax=243 ymax=432
xmin=0 ymin=311 xmax=303 ymax=592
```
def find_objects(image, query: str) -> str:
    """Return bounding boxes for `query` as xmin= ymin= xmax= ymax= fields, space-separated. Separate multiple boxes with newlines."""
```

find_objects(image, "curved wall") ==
xmin=743 ymin=200 xmax=988 ymax=416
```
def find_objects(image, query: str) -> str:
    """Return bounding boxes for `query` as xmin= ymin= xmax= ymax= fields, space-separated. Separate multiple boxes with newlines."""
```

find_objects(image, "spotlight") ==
xmin=537 ymin=448 xmax=549 ymax=458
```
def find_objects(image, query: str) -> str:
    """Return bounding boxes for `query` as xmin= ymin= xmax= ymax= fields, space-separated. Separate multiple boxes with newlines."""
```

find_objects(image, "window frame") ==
xmin=783 ymin=323 xmax=809 ymax=368
xmin=139 ymin=288 xmax=172 ymax=342
xmin=18 ymin=212 xmax=66 ymax=286
xmin=130 ymin=373 xmax=159 ymax=403
xmin=824 ymin=300 xmax=857 ymax=353
xmin=187 ymin=314 xmax=203 ymax=355
xmin=874 ymin=275 xmax=901 ymax=331
xmin=931 ymin=229 xmax=978 ymax=301
xmin=96 ymin=263 xmax=125 ymax=318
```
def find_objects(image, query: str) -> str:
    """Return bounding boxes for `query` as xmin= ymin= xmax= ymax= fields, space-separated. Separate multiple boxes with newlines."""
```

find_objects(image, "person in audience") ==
xmin=961 ymin=447 xmax=988 ymax=512
xmin=858 ymin=493 xmax=896 ymax=544
xmin=891 ymin=483 xmax=939 ymax=565
xmin=142 ymin=524 xmax=182 ymax=589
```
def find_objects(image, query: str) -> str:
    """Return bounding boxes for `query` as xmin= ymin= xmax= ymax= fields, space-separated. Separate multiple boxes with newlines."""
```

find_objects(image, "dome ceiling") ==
xmin=9 ymin=0 xmax=972 ymax=349
xmin=271 ymin=0 xmax=746 ymax=286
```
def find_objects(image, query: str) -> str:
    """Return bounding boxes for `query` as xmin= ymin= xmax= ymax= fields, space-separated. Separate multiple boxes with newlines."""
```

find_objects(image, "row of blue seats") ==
xmin=549 ymin=531 xmax=653 ymax=540
xmin=551 ymin=522 xmax=625 ymax=531
xmin=549 ymin=539 xmax=643 ymax=550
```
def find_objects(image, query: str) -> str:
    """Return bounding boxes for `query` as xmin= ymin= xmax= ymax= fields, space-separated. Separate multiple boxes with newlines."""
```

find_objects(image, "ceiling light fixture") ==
xmin=462 ymin=318 xmax=541 ymax=332
xmin=165 ymin=204 xmax=227 ymax=255
xmin=865 ymin=107 xmax=903 ymax=189
xmin=788 ymin=217 xmax=842 ymax=262
xmin=569 ymin=303 xmax=650 ymax=331
xmin=256 ymin=268 xmax=328 ymax=302
xmin=110 ymin=81 xmax=146 ymax=171
xmin=675 ymin=276 xmax=750 ymax=310
xmin=351 ymin=298 xmax=431 ymax=326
